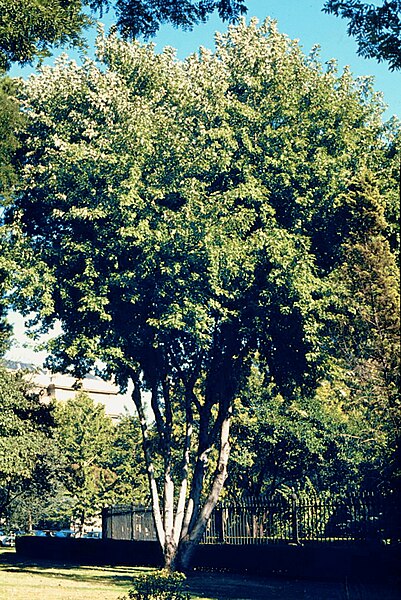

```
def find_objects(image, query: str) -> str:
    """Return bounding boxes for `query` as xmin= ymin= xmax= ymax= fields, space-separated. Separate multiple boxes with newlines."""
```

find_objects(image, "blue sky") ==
xmin=11 ymin=0 xmax=401 ymax=121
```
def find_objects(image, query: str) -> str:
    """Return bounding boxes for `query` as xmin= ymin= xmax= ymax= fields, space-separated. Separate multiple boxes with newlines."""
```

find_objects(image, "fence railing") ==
xmin=102 ymin=491 xmax=400 ymax=545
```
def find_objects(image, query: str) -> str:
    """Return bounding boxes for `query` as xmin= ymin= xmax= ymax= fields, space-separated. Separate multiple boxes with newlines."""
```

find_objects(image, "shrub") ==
xmin=122 ymin=570 xmax=190 ymax=600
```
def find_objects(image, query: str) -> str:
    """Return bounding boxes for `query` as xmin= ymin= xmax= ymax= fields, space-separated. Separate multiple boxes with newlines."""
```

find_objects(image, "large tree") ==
xmin=8 ymin=20 xmax=398 ymax=569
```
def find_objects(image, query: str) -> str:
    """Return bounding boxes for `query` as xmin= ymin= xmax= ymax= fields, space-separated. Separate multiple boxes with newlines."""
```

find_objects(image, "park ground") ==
xmin=0 ymin=548 xmax=400 ymax=600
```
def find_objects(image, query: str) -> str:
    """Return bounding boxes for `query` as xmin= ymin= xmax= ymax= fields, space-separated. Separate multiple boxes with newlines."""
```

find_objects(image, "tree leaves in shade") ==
xmin=0 ymin=365 xmax=56 ymax=522
xmin=0 ymin=0 xmax=90 ymax=71
xmin=97 ymin=0 xmax=248 ymax=39
xmin=324 ymin=0 xmax=401 ymax=70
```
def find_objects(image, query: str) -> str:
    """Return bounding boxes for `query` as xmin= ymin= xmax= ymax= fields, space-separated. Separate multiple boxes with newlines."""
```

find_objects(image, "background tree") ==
xmin=53 ymin=393 xmax=120 ymax=532
xmin=324 ymin=168 xmax=400 ymax=492
xmin=0 ymin=365 xmax=57 ymax=527
xmin=228 ymin=362 xmax=387 ymax=499
xmin=8 ymin=20 xmax=398 ymax=569
xmin=110 ymin=414 xmax=150 ymax=506
xmin=228 ymin=169 xmax=400 ymax=501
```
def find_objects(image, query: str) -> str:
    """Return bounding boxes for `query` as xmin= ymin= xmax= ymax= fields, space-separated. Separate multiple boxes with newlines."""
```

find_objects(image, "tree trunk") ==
xmin=175 ymin=410 xmax=232 ymax=571
xmin=130 ymin=368 xmax=234 ymax=572
xmin=131 ymin=376 xmax=165 ymax=547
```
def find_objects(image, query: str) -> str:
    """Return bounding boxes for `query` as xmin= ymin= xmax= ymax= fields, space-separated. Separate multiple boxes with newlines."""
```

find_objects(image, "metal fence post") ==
xmin=101 ymin=507 xmax=108 ymax=540
xmin=214 ymin=506 xmax=224 ymax=543
xmin=291 ymin=493 xmax=300 ymax=545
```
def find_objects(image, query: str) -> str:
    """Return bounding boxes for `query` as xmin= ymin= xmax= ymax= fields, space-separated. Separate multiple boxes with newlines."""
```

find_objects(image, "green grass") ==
xmin=1 ymin=548 xmax=400 ymax=600
xmin=0 ymin=549 xmax=139 ymax=600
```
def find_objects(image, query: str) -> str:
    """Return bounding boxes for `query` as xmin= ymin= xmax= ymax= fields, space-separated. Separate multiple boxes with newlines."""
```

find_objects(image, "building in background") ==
xmin=3 ymin=360 xmax=133 ymax=422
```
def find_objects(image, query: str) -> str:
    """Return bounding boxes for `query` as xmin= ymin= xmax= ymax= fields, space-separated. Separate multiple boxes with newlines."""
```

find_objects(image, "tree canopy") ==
xmin=0 ymin=0 xmax=247 ymax=70
xmin=7 ymin=19 xmax=400 ymax=568
xmin=0 ymin=1 xmax=399 ymax=72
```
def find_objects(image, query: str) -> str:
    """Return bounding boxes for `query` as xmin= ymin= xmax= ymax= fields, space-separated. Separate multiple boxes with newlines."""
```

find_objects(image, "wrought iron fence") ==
xmin=102 ymin=505 xmax=157 ymax=541
xmin=102 ymin=491 xmax=400 ymax=545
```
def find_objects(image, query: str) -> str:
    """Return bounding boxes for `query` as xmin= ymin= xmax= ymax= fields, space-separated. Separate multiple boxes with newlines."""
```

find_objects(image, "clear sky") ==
xmin=6 ymin=0 xmax=400 ymax=365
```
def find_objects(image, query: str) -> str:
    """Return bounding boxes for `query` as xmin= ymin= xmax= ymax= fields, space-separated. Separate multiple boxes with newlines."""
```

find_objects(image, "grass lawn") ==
xmin=0 ymin=548 xmax=137 ymax=600
xmin=1 ymin=548 xmax=400 ymax=600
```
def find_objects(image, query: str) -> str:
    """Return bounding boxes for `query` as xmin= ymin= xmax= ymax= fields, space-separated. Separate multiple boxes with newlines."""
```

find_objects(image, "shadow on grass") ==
xmin=1 ymin=550 xmax=400 ymax=600
xmin=0 ymin=550 xmax=142 ymax=588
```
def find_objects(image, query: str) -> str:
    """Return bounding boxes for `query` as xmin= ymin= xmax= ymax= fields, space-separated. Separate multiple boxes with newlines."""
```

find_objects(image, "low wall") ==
xmin=191 ymin=542 xmax=401 ymax=581
xmin=16 ymin=537 xmax=401 ymax=582
xmin=16 ymin=537 xmax=163 ymax=567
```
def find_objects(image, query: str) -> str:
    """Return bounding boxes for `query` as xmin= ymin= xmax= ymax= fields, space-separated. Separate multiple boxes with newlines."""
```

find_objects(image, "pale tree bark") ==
xmin=176 ymin=407 xmax=232 ymax=571
xmin=162 ymin=376 xmax=177 ymax=567
xmin=129 ymin=330 xmax=241 ymax=572
xmin=172 ymin=389 xmax=193 ymax=547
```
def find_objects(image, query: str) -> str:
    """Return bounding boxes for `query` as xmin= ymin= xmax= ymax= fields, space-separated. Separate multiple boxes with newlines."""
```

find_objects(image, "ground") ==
xmin=0 ymin=548 xmax=400 ymax=599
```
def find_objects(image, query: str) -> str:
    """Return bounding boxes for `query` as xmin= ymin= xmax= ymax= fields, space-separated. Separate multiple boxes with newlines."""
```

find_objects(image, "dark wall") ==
xmin=191 ymin=542 xmax=401 ymax=581
xmin=16 ymin=537 xmax=163 ymax=567
xmin=16 ymin=537 xmax=401 ymax=582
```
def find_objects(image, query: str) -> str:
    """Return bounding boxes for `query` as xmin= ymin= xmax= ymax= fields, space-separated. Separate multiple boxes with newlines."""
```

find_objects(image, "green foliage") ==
xmin=0 ymin=75 xmax=24 ymax=197
xmin=0 ymin=0 xmax=90 ymax=70
xmin=1 ymin=0 xmax=398 ymax=72
xmin=323 ymin=1 xmax=401 ymax=70
xmin=53 ymin=393 xmax=119 ymax=527
xmin=10 ymin=19 xmax=392 ymax=385
xmin=52 ymin=394 xmax=148 ymax=528
xmin=0 ymin=75 xmax=26 ymax=354
xmin=228 ymin=362 xmax=379 ymax=497
xmin=96 ymin=0 xmax=248 ymax=39
xmin=0 ymin=385 xmax=146 ymax=530
xmin=0 ymin=364 xmax=57 ymax=521
xmin=324 ymin=169 xmax=400 ymax=491
xmin=111 ymin=415 xmax=150 ymax=505
xmin=0 ymin=0 xmax=247 ymax=71
xmin=123 ymin=570 xmax=189 ymax=600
